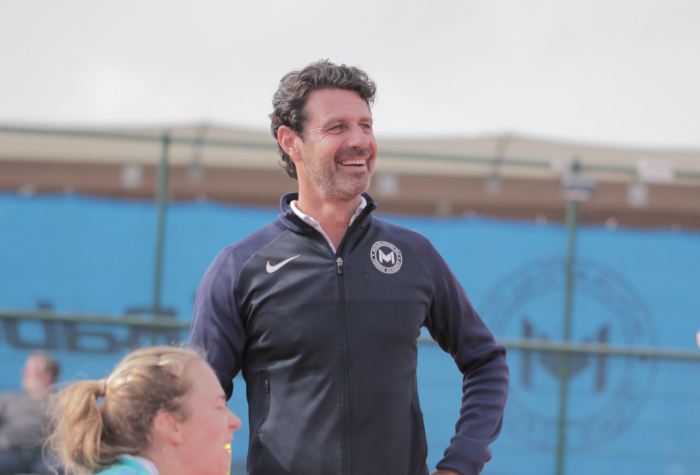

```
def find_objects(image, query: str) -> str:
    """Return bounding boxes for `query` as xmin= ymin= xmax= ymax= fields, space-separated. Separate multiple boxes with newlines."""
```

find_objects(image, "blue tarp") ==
xmin=1 ymin=192 xmax=698 ymax=475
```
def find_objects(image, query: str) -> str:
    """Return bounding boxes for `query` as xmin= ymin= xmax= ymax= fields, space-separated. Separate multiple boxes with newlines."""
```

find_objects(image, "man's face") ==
xmin=21 ymin=355 xmax=52 ymax=393
xmin=293 ymin=88 xmax=377 ymax=202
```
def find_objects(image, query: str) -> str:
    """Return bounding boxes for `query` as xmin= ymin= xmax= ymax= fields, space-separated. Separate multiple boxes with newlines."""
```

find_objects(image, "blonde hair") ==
xmin=49 ymin=346 xmax=204 ymax=475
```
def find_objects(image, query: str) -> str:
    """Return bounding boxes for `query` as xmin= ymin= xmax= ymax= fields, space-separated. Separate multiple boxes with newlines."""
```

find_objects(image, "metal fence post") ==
xmin=555 ymin=197 xmax=578 ymax=475
xmin=555 ymin=158 xmax=593 ymax=475
xmin=152 ymin=132 xmax=170 ymax=343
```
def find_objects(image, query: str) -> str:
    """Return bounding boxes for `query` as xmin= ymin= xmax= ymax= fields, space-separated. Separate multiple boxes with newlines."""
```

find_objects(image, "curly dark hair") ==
xmin=270 ymin=59 xmax=377 ymax=179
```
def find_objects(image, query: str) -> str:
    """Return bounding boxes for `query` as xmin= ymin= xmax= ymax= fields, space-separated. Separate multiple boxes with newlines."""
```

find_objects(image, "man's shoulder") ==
xmin=217 ymin=220 xmax=287 ymax=260
xmin=201 ymin=219 xmax=296 ymax=284
xmin=371 ymin=217 xmax=433 ymax=248
xmin=0 ymin=391 xmax=36 ymax=417
xmin=0 ymin=391 xmax=30 ymax=404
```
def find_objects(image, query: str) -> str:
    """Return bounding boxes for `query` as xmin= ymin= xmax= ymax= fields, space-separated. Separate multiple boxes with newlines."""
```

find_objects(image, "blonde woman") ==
xmin=50 ymin=346 xmax=241 ymax=475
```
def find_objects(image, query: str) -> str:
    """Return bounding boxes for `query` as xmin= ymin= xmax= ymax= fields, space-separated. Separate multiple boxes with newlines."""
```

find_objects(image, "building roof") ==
xmin=1 ymin=123 xmax=699 ymax=228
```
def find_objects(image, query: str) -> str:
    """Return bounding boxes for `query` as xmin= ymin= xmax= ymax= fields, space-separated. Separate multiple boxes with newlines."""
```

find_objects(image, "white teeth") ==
xmin=339 ymin=159 xmax=366 ymax=166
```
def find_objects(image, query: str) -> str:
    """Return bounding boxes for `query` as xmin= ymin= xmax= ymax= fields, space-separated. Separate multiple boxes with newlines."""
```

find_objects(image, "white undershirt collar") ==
xmin=290 ymin=196 xmax=367 ymax=253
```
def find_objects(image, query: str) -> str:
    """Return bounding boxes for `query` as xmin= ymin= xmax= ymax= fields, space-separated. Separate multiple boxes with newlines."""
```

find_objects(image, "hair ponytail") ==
xmin=49 ymin=380 xmax=107 ymax=474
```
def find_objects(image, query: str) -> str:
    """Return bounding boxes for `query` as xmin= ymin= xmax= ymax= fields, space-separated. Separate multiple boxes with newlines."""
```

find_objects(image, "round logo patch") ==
xmin=370 ymin=241 xmax=403 ymax=274
xmin=479 ymin=257 xmax=657 ymax=452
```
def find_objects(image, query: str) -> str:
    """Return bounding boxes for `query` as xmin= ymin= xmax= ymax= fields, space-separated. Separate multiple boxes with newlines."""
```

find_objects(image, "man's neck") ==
xmin=295 ymin=194 xmax=363 ymax=249
xmin=26 ymin=387 xmax=49 ymax=401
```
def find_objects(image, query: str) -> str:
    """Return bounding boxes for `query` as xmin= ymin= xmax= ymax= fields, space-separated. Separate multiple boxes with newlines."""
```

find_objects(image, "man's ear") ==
xmin=152 ymin=412 xmax=184 ymax=445
xmin=277 ymin=126 xmax=302 ymax=163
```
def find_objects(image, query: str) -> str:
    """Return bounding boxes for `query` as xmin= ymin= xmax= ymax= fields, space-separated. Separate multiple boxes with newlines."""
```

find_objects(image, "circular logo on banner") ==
xmin=370 ymin=241 xmax=403 ymax=274
xmin=479 ymin=257 xmax=657 ymax=452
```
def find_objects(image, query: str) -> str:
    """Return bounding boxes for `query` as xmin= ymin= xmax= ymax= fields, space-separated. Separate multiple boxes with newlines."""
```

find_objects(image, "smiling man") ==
xmin=189 ymin=60 xmax=509 ymax=475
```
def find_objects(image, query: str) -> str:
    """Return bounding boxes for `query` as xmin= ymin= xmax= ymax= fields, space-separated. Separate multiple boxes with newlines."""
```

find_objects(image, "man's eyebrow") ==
xmin=323 ymin=114 xmax=373 ymax=125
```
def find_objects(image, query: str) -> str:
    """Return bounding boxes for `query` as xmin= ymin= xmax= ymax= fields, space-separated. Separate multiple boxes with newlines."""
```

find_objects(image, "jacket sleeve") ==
xmin=420 ymin=241 xmax=509 ymax=475
xmin=188 ymin=247 xmax=247 ymax=400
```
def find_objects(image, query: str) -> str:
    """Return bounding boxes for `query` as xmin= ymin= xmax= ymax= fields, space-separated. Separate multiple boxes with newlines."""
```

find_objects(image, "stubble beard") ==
xmin=304 ymin=148 xmax=374 ymax=202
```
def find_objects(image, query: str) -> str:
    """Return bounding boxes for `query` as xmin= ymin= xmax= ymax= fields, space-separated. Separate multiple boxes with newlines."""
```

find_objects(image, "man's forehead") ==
xmin=305 ymin=89 xmax=372 ymax=120
xmin=25 ymin=355 xmax=46 ymax=370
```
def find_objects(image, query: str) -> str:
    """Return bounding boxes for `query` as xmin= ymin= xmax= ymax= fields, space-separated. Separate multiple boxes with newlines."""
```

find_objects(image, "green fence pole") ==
xmin=151 ymin=132 xmax=170 ymax=343
xmin=555 ymin=158 xmax=588 ymax=475
xmin=555 ymin=197 xmax=578 ymax=475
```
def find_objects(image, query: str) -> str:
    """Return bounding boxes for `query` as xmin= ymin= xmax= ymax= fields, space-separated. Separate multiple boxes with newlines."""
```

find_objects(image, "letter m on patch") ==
xmin=378 ymin=249 xmax=395 ymax=265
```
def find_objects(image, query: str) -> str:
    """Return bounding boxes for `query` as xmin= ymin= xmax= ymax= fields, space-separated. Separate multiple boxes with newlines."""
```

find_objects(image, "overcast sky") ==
xmin=1 ymin=0 xmax=698 ymax=149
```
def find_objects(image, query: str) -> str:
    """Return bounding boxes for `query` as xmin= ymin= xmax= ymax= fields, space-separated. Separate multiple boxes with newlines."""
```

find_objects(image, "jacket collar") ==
xmin=278 ymin=192 xmax=377 ymax=234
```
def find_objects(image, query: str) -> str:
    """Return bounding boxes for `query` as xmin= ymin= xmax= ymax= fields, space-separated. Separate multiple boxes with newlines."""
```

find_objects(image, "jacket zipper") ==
xmin=334 ymin=202 xmax=372 ymax=475
xmin=336 ymin=257 xmax=343 ymax=274
xmin=336 ymin=253 xmax=352 ymax=475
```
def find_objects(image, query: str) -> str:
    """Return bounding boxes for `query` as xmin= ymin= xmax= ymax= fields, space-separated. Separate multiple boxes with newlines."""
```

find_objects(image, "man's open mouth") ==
xmin=338 ymin=159 xmax=367 ymax=167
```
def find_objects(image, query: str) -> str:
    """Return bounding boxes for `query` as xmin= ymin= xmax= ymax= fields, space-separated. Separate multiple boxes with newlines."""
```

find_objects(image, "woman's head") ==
xmin=51 ymin=346 xmax=240 ymax=475
xmin=153 ymin=355 xmax=240 ymax=475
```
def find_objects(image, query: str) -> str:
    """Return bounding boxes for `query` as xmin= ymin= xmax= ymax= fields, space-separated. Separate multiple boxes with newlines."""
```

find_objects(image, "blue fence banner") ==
xmin=1 ymin=192 xmax=698 ymax=475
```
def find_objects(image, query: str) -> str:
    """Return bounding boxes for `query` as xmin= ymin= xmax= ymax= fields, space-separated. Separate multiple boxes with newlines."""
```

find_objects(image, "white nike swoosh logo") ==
xmin=266 ymin=254 xmax=301 ymax=273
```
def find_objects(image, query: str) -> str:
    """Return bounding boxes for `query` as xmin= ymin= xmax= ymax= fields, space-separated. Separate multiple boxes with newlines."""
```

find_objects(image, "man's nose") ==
xmin=347 ymin=124 xmax=372 ymax=149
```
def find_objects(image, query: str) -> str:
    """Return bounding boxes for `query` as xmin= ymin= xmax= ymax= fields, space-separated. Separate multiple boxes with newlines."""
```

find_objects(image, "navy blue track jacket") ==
xmin=189 ymin=193 xmax=509 ymax=475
